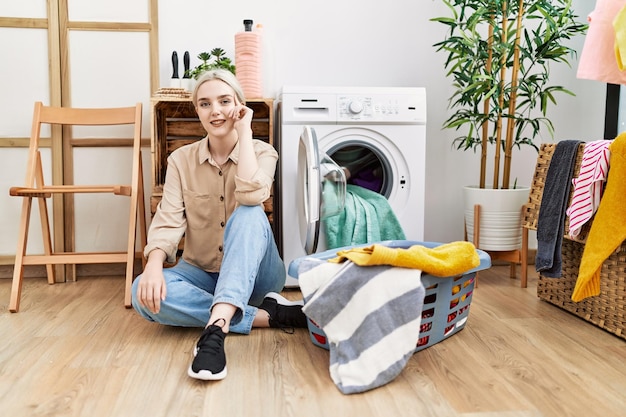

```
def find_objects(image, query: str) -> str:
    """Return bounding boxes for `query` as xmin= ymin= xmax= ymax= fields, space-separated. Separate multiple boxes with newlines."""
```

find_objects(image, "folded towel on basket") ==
xmin=324 ymin=184 xmax=405 ymax=249
xmin=536 ymin=140 xmax=582 ymax=277
xmin=565 ymin=140 xmax=612 ymax=238
xmin=573 ymin=132 xmax=626 ymax=301
xmin=329 ymin=240 xmax=480 ymax=276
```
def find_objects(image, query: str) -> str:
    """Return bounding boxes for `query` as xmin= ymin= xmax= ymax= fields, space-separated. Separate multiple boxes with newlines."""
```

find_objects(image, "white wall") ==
xmin=0 ymin=0 xmax=608 ymax=256
xmin=159 ymin=0 xmax=605 ymax=247
xmin=0 ymin=0 xmax=152 ymax=256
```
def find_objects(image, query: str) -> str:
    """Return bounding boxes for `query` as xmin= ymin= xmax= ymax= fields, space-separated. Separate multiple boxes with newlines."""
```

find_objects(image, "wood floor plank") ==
xmin=0 ymin=266 xmax=624 ymax=417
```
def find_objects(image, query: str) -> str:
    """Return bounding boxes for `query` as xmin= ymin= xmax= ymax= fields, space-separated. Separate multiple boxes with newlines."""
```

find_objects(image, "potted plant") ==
xmin=432 ymin=0 xmax=587 ymax=250
xmin=185 ymin=48 xmax=236 ymax=80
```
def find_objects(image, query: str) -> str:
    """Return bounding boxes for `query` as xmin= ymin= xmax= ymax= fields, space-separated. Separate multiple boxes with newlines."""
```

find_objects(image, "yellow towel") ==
xmin=329 ymin=241 xmax=480 ymax=277
xmin=615 ymin=4 xmax=626 ymax=70
xmin=572 ymin=132 xmax=626 ymax=302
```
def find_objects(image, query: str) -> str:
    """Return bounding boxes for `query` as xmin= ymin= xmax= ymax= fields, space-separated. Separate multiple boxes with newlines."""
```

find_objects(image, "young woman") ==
xmin=131 ymin=69 xmax=307 ymax=381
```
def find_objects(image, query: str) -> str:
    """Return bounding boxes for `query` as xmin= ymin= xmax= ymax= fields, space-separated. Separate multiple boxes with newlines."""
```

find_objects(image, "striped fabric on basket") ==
xmin=566 ymin=140 xmax=612 ymax=238
xmin=297 ymin=258 xmax=425 ymax=395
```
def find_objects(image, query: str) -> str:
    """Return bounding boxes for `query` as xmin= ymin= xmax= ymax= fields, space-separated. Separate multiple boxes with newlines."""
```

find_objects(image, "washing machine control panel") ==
xmin=337 ymin=94 xmax=423 ymax=123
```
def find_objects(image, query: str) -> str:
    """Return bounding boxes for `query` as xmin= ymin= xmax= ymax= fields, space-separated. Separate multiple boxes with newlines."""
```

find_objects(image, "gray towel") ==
xmin=536 ymin=140 xmax=582 ymax=277
xmin=298 ymin=258 xmax=425 ymax=394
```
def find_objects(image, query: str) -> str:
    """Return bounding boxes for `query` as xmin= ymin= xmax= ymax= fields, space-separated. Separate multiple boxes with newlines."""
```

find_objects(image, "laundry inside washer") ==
xmin=329 ymin=145 xmax=386 ymax=194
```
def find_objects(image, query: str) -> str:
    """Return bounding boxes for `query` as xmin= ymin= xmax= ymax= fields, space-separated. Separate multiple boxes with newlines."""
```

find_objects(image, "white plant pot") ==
xmin=463 ymin=185 xmax=530 ymax=251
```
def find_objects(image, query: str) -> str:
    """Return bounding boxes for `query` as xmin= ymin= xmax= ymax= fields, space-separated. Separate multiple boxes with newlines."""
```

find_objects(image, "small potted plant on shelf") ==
xmin=186 ymin=48 xmax=236 ymax=80
xmin=431 ymin=0 xmax=587 ymax=251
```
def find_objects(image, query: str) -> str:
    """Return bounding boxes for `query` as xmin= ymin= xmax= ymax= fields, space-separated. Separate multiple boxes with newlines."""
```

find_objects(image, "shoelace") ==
xmin=272 ymin=320 xmax=296 ymax=334
xmin=272 ymin=305 xmax=304 ymax=334
xmin=261 ymin=299 xmax=293 ymax=334
xmin=197 ymin=318 xmax=227 ymax=352
xmin=210 ymin=317 xmax=227 ymax=328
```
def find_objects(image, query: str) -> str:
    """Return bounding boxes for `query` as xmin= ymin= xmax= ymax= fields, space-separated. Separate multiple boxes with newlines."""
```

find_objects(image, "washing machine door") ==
xmin=298 ymin=126 xmax=346 ymax=254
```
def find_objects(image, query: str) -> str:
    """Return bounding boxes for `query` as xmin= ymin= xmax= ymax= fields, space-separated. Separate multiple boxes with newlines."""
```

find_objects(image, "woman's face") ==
xmin=195 ymin=79 xmax=238 ymax=137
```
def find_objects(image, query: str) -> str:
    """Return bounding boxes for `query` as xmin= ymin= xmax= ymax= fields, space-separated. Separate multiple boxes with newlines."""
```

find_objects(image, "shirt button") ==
xmin=219 ymin=171 xmax=223 ymax=176
xmin=220 ymin=221 xmax=225 ymax=228
xmin=218 ymin=245 xmax=223 ymax=252
xmin=220 ymin=195 xmax=224 ymax=201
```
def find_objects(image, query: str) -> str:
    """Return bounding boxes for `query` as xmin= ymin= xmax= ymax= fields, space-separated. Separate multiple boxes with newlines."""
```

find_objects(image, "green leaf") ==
xmin=431 ymin=0 xmax=587 ymax=188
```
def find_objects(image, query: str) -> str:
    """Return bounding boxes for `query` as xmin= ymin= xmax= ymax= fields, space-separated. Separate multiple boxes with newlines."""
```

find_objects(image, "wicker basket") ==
xmin=523 ymin=143 xmax=590 ymax=242
xmin=524 ymin=143 xmax=626 ymax=340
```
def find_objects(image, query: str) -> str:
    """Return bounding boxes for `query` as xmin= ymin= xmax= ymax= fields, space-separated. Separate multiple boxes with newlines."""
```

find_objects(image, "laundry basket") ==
xmin=288 ymin=240 xmax=491 ymax=353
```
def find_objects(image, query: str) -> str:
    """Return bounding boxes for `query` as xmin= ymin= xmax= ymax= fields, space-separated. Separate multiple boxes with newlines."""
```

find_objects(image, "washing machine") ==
xmin=275 ymin=86 xmax=427 ymax=287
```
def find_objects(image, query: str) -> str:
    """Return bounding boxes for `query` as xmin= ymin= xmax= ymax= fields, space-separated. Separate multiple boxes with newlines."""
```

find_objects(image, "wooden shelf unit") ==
xmin=149 ymin=96 xmax=275 ymax=224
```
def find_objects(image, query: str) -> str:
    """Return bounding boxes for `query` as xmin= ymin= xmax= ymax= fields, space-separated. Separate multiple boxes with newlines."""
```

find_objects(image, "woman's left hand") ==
xmin=230 ymin=96 xmax=253 ymax=136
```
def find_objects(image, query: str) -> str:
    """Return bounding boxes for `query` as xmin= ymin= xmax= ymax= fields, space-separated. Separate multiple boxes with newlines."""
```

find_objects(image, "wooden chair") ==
xmin=8 ymin=101 xmax=147 ymax=312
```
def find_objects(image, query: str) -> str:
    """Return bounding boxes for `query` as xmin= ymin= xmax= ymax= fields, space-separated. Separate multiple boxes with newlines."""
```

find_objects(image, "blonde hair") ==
xmin=192 ymin=69 xmax=245 ymax=106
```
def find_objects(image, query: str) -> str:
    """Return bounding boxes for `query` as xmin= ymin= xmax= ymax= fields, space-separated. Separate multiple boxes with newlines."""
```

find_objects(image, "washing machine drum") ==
xmin=328 ymin=145 xmax=386 ymax=195
xmin=297 ymin=126 xmax=346 ymax=254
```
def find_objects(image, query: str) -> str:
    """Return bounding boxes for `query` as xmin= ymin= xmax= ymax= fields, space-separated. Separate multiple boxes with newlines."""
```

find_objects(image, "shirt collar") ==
xmin=198 ymin=136 xmax=240 ymax=165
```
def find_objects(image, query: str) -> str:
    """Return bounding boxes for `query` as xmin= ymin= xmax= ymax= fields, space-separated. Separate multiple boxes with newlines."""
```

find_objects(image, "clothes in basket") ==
xmin=289 ymin=240 xmax=491 ymax=395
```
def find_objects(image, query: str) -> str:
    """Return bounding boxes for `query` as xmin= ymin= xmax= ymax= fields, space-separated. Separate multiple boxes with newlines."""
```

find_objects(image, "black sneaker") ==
xmin=259 ymin=292 xmax=308 ymax=331
xmin=188 ymin=318 xmax=227 ymax=380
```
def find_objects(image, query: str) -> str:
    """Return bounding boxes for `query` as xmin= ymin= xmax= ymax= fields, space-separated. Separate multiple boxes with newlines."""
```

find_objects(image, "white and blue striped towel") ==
xmin=298 ymin=258 xmax=425 ymax=394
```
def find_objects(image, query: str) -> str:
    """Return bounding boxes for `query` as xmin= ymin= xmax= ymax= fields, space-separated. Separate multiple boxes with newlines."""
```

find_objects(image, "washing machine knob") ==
xmin=348 ymin=100 xmax=363 ymax=114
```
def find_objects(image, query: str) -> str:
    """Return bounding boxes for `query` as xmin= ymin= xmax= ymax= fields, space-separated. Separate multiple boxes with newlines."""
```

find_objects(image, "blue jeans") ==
xmin=131 ymin=205 xmax=286 ymax=334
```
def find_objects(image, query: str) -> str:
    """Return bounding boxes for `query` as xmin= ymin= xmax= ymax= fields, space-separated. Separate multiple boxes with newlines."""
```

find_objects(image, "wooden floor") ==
xmin=0 ymin=266 xmax=624 ymax=417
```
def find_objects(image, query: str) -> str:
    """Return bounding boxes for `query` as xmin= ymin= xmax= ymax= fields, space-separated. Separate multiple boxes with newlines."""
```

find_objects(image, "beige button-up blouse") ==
xmin=144 ymin=136 xmax=278 ymax=272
